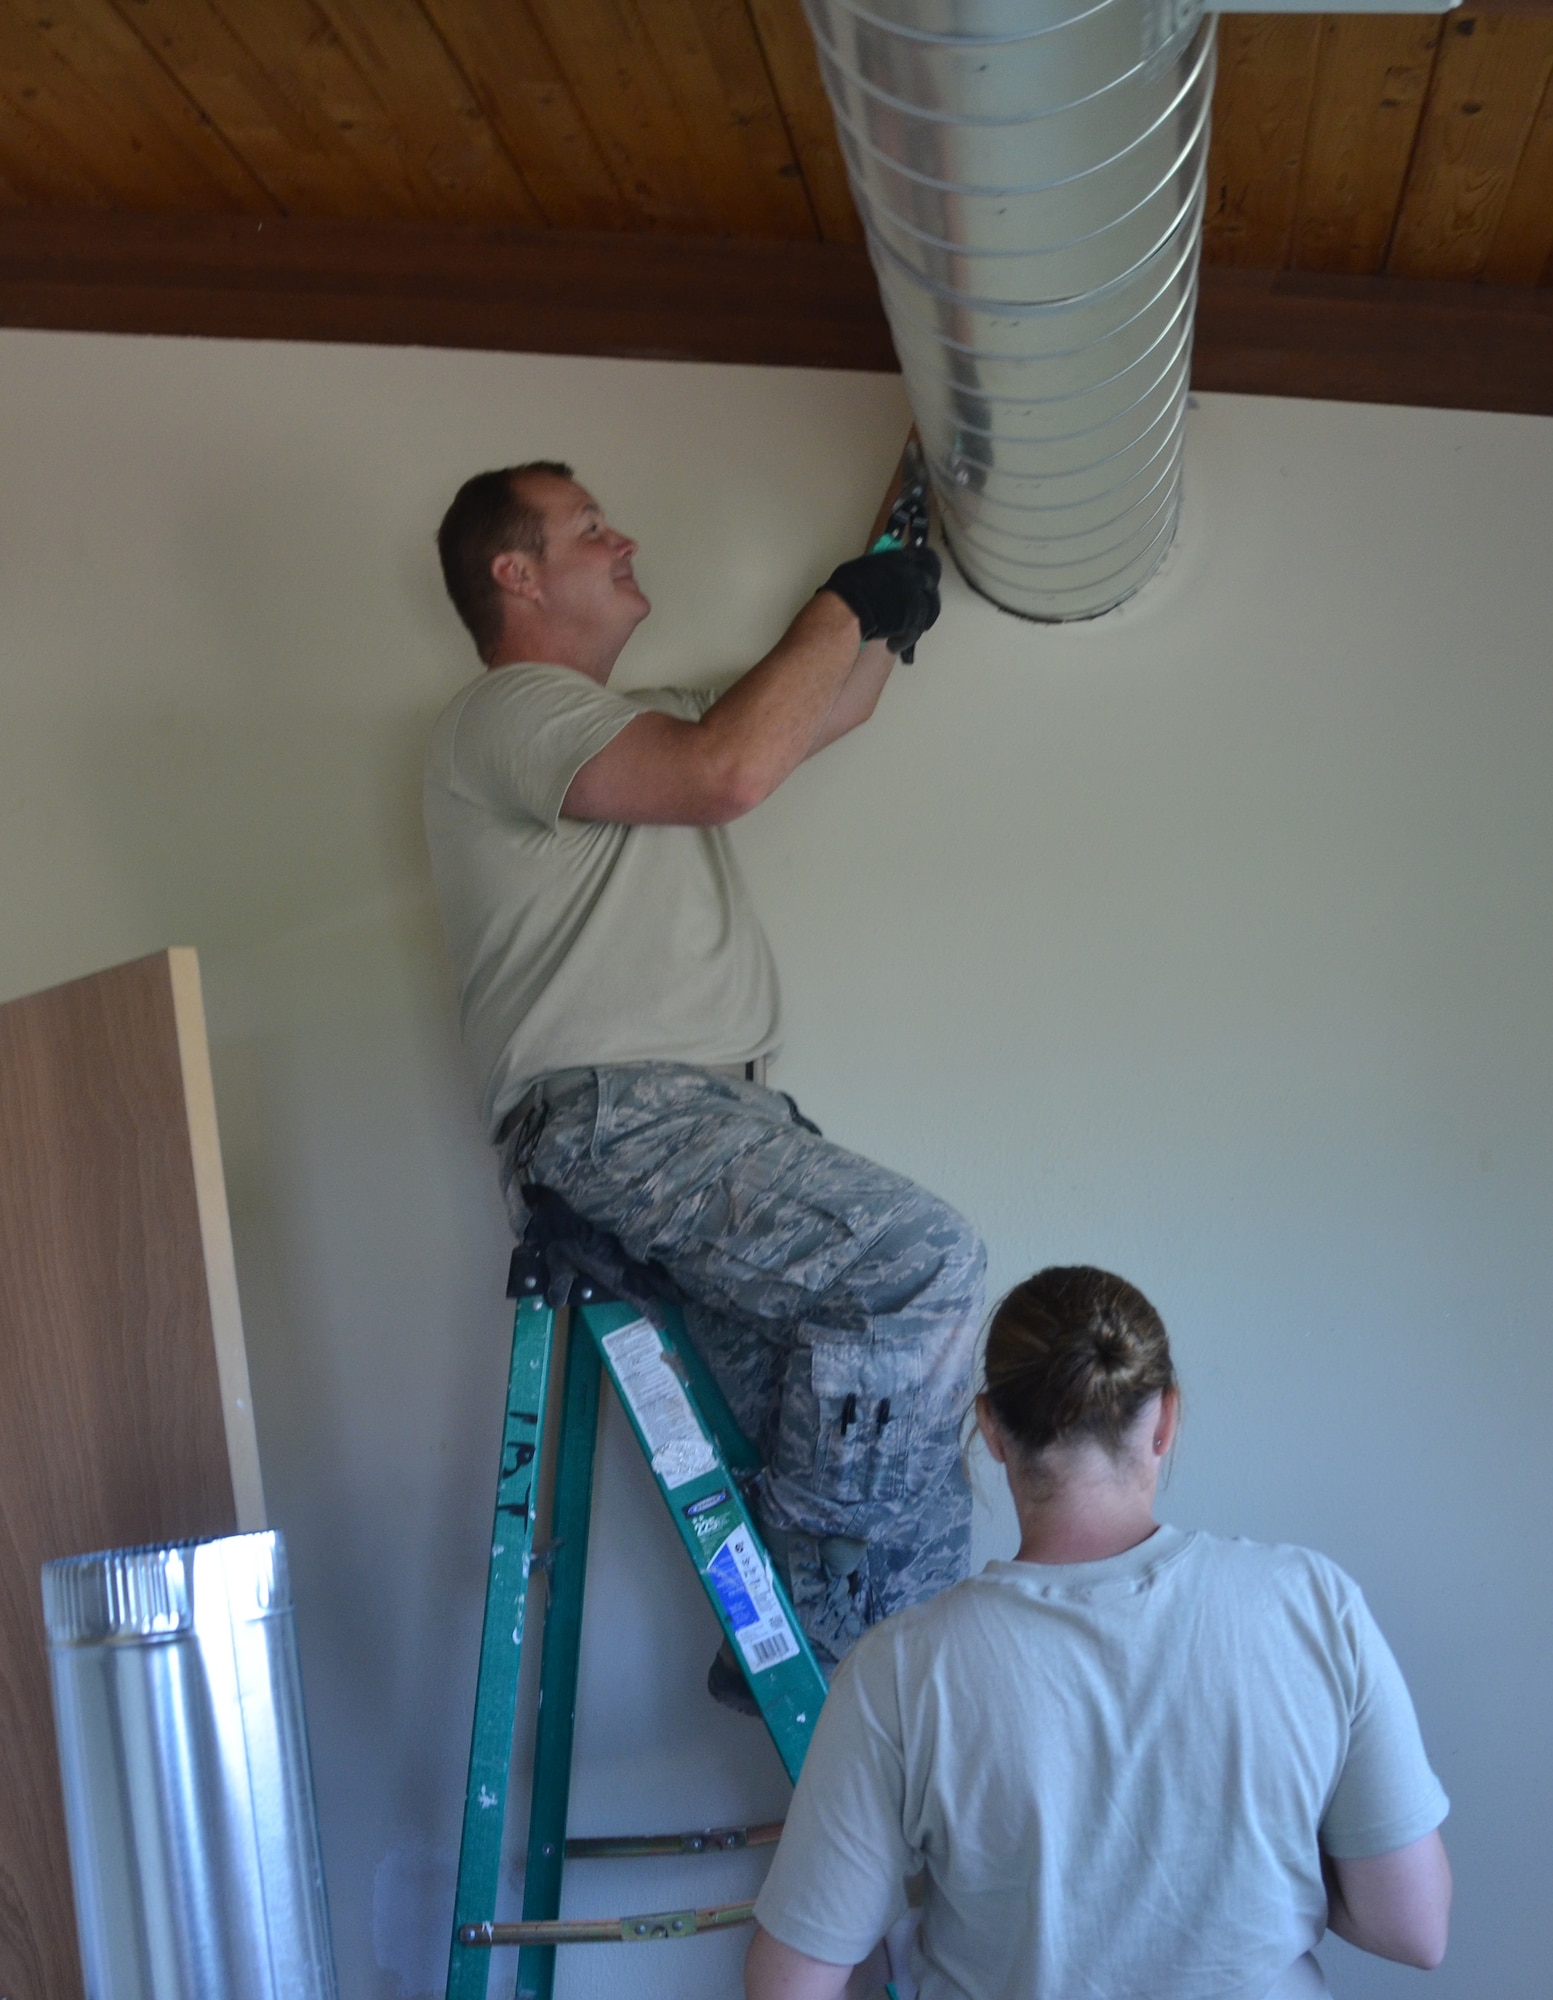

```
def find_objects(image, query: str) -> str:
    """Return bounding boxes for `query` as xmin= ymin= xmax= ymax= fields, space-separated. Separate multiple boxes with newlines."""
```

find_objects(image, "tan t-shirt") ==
xmin=423 ymin=662 xmax=781 ymax=1136
xmin=755 ymin=1527 xmax=1449 ymax=2000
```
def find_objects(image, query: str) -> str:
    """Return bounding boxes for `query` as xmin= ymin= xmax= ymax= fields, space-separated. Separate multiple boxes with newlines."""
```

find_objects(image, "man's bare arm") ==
xmin=804 ymin=636 xmax=897 ymax=756
xmin=561 ymin=590 xmax=864 ymax=825
xmin=744 ymin=1923 xmax=855 ymax=2000
xmin=1324 ymin=1830 xmax=1451 ymax=1969
xmin=563 ymin=437 xmax=930 ymax=826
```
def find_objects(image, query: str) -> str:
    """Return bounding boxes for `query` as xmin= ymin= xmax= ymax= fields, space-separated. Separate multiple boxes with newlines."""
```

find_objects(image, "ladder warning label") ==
xmin=601 ymin=1320 xmax=717 ymax=1489
xmin=707 ymin=1529 xmax=800 ymax=1675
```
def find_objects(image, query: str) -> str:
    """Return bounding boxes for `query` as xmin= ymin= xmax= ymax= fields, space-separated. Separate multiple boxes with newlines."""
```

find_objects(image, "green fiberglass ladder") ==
xmin=444 ymin=1237 xmax=831 ymax=2000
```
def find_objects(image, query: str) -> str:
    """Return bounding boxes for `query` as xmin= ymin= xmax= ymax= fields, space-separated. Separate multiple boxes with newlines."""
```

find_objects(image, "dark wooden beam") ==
xmin=0 ymin=209 xmax=896 ymax=372
xmin=1193 ymin=266 xmax=1553 ymax=418
xmin=1 ymin=209 xmax=1550 ymax=416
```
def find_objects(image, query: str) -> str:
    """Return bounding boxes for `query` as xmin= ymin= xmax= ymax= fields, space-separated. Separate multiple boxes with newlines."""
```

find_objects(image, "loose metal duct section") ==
xmin=803 ymin=0 xmax=1215 ymax=620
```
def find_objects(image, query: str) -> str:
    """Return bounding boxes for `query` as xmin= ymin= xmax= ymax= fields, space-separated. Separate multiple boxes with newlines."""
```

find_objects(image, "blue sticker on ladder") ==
xmin=705 ymin=1529 xmax=800 ymax=1673
xmin=707 ymin=1540 xmax=759 ymax=1633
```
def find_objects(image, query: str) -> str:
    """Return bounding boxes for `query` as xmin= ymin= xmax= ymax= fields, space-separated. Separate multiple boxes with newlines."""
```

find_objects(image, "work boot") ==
xmin=706 ymin=1636 xmax=760 ymax=1717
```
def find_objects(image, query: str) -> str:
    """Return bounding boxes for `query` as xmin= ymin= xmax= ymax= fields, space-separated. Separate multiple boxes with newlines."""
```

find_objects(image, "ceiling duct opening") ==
xmin=803 ymin=0 xmax=1216 ymax=621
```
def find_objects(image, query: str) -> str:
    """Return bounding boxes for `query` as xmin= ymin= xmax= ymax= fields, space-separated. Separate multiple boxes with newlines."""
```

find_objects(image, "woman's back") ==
xmin=746 ymin=1267 xmax=1450 ymax=2000
xmin=757 ymin=1524 xmax=1445 ymax=1999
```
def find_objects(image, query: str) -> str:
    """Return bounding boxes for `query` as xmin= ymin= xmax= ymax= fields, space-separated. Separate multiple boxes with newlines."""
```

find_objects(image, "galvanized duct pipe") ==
xmin=803 ymin=0 xmax=1215 ymax=621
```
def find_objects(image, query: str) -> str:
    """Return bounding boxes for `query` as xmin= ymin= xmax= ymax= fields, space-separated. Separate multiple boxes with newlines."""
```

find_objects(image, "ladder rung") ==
xmin=564 ymin=1819 xmax=782 ymax=1860
xmin=459 ymin=1900 xmax=755 ymax=1947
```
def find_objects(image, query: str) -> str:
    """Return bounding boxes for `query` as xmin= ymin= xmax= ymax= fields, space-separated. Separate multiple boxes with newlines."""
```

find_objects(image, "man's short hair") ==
xmin=436 ymin=460 xmax=573 ymax=663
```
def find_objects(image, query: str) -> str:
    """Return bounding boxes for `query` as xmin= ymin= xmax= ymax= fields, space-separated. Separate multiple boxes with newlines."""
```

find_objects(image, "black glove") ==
xmin=819 ymin=546 xmax=942 ymax=657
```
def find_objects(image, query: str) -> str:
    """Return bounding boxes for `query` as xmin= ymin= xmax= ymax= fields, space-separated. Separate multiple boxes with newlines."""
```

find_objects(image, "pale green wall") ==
xmin=1 ymin=330 xmax=1548 ymax=1998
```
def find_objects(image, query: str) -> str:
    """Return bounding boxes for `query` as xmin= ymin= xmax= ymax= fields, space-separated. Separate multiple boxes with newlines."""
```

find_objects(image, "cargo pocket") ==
xmin=802 ymin=1341 xmax=922 ymax=1506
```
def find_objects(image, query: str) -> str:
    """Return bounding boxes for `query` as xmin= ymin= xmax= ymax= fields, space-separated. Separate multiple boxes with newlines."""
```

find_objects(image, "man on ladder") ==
xmin=424 ymin=445 xmax=984 ymax=1688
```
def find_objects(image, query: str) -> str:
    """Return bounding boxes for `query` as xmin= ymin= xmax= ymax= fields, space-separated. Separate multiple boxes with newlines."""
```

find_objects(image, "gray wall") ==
xmin=1 ymin=329 xmax=1548 ymax=1998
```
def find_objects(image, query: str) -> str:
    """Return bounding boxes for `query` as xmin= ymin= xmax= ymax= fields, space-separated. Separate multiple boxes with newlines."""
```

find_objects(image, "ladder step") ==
xmin=565 ymin=1819 xmax=782 ymax=1859
xmin=460 ymin=1900 xmax=755 ymax=1947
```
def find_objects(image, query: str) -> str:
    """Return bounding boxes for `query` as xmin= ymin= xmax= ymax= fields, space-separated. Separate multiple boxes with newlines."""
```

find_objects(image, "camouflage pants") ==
xmin=500 ymin=1063 xmax=985 ymax=1667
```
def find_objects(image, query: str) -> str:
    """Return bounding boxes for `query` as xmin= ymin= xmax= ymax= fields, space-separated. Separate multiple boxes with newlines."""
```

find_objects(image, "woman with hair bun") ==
xmin=746 ymin=1266 xmax=1450 ymax=2000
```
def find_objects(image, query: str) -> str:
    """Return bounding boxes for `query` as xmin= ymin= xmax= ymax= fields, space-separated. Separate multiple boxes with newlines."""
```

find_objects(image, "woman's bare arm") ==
xmin=744 ymin=1922 xmax=856 ymax=2000
xmin=1324 ymin=1829 xmax=1452 ymax=1969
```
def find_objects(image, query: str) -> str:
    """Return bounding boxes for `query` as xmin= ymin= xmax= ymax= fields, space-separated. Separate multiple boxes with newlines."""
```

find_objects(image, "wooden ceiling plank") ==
xmin=745 ymin=0 xmax=862 ymax=244
xmin=415 ymin=0 xmax=633 ymax=230
xmin=134 ymin=0 xmax=416 ymax=218
xmin=170 ymin=0 xmax=540 ymax=225
xmin=631 ymin=0 xmax=818 ymax=238
xmin=101 ymin=0 xmax=407 ymax=219
xmin=197 ymin=0 xmax=490 ymax=220
xmin=520 ymin=0 xmax=724 ymax=231
xmin=1204 ymin=15 xmax=1324 ymax=268
xmin=1389 ymin=12 xmax=1553 ymax=278
xmin=0 ymin=0 xmax=272 ymax=212
xmin=0 ymin=2 xmax=150 ymax=209
xmin=1479 ymin=57 xmax=1553 ymax=279
xmin=1291 ymin=15 xmax=1443 ymax=275
xmin=300 ymin=0 xmax=545 ymax=222
xmin=0 ymin=74 xmax=125 ymax=208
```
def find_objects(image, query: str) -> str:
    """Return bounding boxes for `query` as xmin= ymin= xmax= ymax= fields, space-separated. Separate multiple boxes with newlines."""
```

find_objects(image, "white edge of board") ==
xmin=168 ymin=946 xmax=268 ymax=1533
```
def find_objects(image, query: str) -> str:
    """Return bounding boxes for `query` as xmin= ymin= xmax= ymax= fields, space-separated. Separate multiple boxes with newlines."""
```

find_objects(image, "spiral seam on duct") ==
xmin=802 ymin=0 xmax=1215 ymax=621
